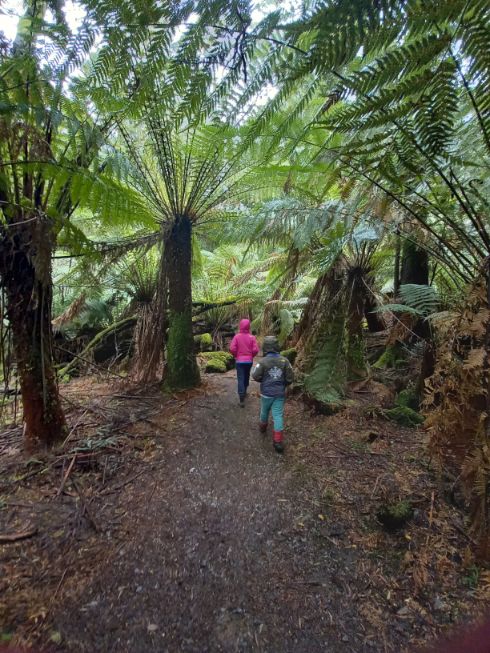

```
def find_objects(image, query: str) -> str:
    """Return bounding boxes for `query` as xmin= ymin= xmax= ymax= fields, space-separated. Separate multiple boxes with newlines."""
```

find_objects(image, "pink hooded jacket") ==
xmin=229 ymin=319 xmax=259 ymax=363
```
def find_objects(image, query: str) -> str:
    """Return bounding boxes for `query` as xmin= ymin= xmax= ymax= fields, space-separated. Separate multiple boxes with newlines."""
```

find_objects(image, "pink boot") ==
xmin=273 ymin=431 xmax=284 ymax=453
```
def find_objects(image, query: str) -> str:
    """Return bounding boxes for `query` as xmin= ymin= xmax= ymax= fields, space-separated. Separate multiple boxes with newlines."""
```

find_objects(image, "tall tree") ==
xmin=117 ymin=113 xmax=268 ymax=389
xmin=0 ymin=0 xmax=219 ymax=446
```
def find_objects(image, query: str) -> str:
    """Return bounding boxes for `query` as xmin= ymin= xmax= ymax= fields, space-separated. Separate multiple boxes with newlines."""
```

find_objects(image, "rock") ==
xmin=200 ymin=351 xmax=234 ymax=373
xmin=194 ymin=333 xmax=213 ymax=352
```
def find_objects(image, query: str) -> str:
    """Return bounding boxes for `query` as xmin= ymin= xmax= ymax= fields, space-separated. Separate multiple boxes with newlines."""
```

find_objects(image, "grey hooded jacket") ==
xmin=252 ymin=337 xmax=294 ymax=398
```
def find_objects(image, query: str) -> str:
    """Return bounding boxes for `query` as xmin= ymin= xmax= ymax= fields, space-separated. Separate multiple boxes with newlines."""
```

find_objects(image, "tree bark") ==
xmin=164 ymin=215 xmax=200 ymax=390
xmin=400 ymin=239 xmax=429 ymax=286
xmin=364 ymin=293 xmax=385 ymax=332
xmin=393 ymin=230 xmax=401 ymax=297
xmin=129 ymin=241 xmax=168 ymax=385
xmin=0 ymin=221 xmax=66 ymax=449
xmin=346 ymin=270 xmax=369 ymax=381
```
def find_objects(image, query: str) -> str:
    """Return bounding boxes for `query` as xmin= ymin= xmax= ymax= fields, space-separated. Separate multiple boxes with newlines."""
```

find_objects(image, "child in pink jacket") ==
xmin=229 ymin=318 xmax=259 ymax=406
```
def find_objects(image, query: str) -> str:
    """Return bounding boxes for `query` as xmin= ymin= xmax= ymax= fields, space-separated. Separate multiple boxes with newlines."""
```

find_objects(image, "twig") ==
xmin=62 ymin=409 xmax=89 ymax=448
xmin=450 ymin=517 xmax=478 ymax=546
xmin=55 ymin=345 xmax=127 ymax=379
xmin=0 ymin=526 xmax=38 ymax=542
xmin=371 ymin=474 xmax=381 ymax=499
xmin=71 ymin=479 xmax=99 ymax=532
xmin=111 ymin=394 xmax=161 ymax=400
xmin=100 ymin=468 xmax=148 ymax=496
xmin=56 ymin=454 xmax=77 ymax=497
xmin=36 ymin=568 xmax=69 ymax=632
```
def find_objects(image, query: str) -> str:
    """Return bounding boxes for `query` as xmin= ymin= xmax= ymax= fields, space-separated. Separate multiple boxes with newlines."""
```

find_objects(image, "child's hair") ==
xmin=263 ymin=335 xmax=280 ymax=354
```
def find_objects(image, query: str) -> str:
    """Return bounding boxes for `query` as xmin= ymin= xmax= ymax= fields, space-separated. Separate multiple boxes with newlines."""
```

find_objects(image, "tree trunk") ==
xmin=164 ymin=215 xmax=200 ymax=390
xmin=400 ymin=239 xmax=429 ymax=286
xmin=346 ymin=271 xmax=369 ymax=381
xmin=400 ymin=239 xmax=435 ymax=394
xmin=129 ymin=241 xmax=168 ymax=385
xmin=482 ymin=259 xmax=490 ymax=559
xmin=0 ymin=222 xmax=66 ymax=449
xmin=393 ymin=230 xmax=401 ymax=297
xmin=364 ymin=293 xmax=385 ymax=332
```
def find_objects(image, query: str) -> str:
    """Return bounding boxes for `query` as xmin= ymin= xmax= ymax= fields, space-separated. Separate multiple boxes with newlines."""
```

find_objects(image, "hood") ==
xmin=239 ymin=319 xmax=251 ymax=333
xmin=263 ymin=335 xmax=280 ymax=354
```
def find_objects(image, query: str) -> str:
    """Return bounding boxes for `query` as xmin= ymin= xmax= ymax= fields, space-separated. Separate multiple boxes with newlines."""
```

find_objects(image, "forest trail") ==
xmin=54 ymin=373 xmax=357 ymax=653
xmin=2 ymin=372 xmax=483 ymax=653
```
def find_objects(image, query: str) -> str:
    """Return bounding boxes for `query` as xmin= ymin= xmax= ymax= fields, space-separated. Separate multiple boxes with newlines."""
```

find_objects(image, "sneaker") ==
xmin=273 ymin=441 xmax=284 ymax=453
xmin=239 ymin=396 xmax=245 ymax=407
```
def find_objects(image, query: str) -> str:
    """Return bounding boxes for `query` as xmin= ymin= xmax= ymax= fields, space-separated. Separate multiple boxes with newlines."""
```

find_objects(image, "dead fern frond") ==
xmin=52 ymin=293 xmax=87 ymax=331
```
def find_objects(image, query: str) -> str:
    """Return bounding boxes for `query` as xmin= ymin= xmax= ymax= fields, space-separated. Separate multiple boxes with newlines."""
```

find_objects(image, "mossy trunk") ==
xmin=0 ymin=223 xmax=66 ymax=449
xmin=164 ymin=215 xmax=200 ymax=390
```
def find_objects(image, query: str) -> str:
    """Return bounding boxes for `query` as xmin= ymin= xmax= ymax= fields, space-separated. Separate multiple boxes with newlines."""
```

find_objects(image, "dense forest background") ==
xmin=1 ymin=0 xmax=490 ymax=647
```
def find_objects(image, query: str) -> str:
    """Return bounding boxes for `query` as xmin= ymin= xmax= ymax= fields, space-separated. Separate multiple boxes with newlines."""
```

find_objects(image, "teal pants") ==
xmin=260 ymin=395 xmax=285 ymax=431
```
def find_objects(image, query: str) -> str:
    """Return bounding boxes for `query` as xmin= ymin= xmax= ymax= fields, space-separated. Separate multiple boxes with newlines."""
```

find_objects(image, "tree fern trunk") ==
xmin=130 ymin=242 xmax=168 ymax=385
xmin=0 ymin=222 xmax=66 ymax=449
xmin=164 ymin=215 xmax=200 ymax=390
xmin=346 ymin=271 xmax=368 ymax=381
xmin=296 ymin=264 xmax=347 ymax=405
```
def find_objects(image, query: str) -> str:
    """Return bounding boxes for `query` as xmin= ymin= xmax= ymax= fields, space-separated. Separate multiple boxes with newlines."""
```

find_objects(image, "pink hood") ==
xmin=239 ymin=319 xmax=251 ymax=333
xmin=230 ymin=319 xmax=259 ymax=362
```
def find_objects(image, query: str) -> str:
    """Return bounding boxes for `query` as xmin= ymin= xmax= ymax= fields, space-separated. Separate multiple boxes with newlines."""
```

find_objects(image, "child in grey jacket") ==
xmin=252 ymin=336 xmax=294 ymax=453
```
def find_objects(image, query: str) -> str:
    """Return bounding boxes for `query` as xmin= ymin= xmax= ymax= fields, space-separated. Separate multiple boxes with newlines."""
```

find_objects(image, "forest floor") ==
xmin=1 ymin=371 xmax=489 ymax=652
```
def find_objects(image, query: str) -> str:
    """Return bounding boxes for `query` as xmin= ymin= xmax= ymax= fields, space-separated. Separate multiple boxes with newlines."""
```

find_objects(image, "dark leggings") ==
xmin=236 ymin=362 xmax=252 ymax=398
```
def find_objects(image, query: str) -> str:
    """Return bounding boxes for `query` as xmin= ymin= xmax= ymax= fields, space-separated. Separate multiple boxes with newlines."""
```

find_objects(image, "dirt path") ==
xmin=54 ymin=374 xmax=360 ymax=653
xmin=2 ymin=372 xmax=484 ymax=652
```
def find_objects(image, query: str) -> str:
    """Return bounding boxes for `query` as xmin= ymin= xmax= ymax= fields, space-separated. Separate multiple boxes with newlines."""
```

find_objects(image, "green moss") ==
xmin=165 ymin=310 xmax=200 ymax=390
xmin=385 ymin=406 xmax=424 ymax=427
xmin=373 ymin=343 xmax=405 ymax=369
xmin=377 ymin=500 xmax=413 ymax=531
xmin=205 ymin=358 xmax=227 ymax=373
xmin=200 ymin=332 xmax=213 ymax=348
xmin=201 ymin=351 xmax=234 ymax=373
xmin=194 ymin=332 xmax=213 ymax=351
xmin=395 ymin=387 xmax=419 ymax=411
xmin=280 ymin=348 xmax=297 ymax=364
